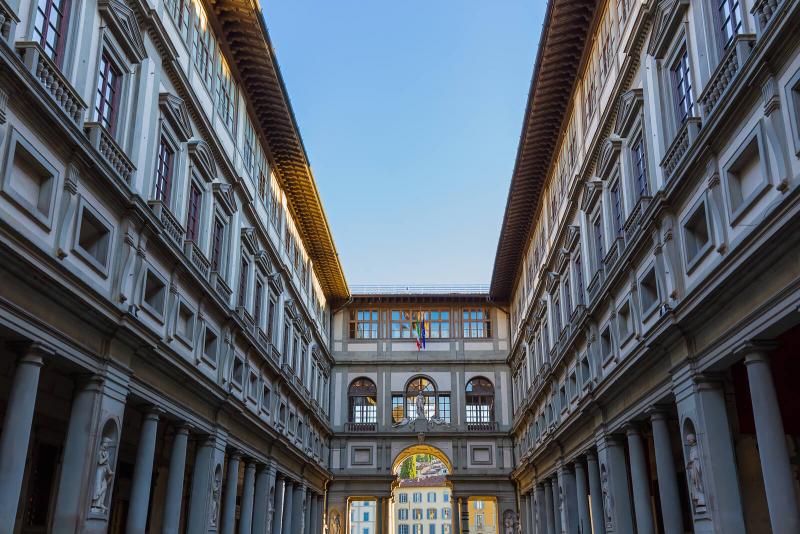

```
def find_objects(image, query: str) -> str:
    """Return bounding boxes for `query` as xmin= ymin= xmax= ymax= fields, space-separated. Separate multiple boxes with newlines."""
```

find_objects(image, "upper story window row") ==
xmin=347 ymin=308 xmax=492 ymax=340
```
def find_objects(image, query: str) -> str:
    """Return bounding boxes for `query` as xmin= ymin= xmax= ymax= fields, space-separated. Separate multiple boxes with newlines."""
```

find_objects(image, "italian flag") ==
xmin=414 ymin=320 xmax=427 ymax=351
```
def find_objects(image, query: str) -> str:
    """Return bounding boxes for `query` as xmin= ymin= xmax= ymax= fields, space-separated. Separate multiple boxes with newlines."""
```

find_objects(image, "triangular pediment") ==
xmin=159 ymin=93 xmax=193 ymax=142
xmin=614 ymin=89 xmax=644 ymax=137
xmin=98 ymin=0 xmax=146 ymax=63
xmin=647 ymin=0 xmax=689 ymax=59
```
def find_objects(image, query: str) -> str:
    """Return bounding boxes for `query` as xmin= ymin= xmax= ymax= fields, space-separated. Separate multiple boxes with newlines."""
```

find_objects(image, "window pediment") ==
xmin=255 ymin=250 xmax=272 ymax=275
xmin=647 ymin=0 xmax=689 ymax=59
xmin=240 ymin=227 xmax=257 ymax=254
xmin=98 ymin=0 xmax=146 ymax=63
xmin=268 ymin=271 xmax=284 ymax=294
xmin=159 ymin=93 xmax=193 ymax=142
xmin=597 ymin=136 xmax=622 ymax=180
xmin=614 ymin=89 xmax=645 ymax=137
xmin=212 ymin=183 xmax=237 ymax=215
xmin=580 ymin=178 xmax=603 ymax=211
xmin=188 ymin=140 xmax=216 ymax=182
xmin=565 ymin=225 xmax=580 ymax=250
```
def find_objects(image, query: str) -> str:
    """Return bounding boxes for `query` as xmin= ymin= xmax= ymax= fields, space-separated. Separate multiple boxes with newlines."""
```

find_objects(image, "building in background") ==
xmin=392 ymin=476 xmax=452 ymax=534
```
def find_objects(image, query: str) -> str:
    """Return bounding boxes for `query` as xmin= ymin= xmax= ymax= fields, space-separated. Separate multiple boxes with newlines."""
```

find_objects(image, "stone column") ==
xmin=597 ymin=435 xmax=634 ymax=534
xmin=220 ymin=453 xmax=241 ymax=534
xmin=272 ymin=476 xmax=285 ymax=534
xmin=544 ymin=481 xmax=556 ymax=534
xmin=573 ymin=460 xmax=591 ymax=534
xmin=522 ymin=493 xmax=531 ymax=534
xmin=374 ymin=495 xmax=382 ymax=534
xmin=585 ymin=451 xmax=606 ymax=534
xmin=239 ymin=462 xmax=257 ymax=534
xmin=561 ymin=465 xmax=578 ymax=534
xmin=187 ymin=433 xmax=227 ymax=533
xmin=308 ymin=494 xmax=319 ymax=534
xmin=291 ymin=483 xmax=305 ymax=534
xmin=535 ymin=485 xmax=546 ymax=534
xmin=281 ymin=480 xmax=294 ymax=534
xmin=551 ymin=477 xmax=562 ymax=534
xmin=649 ymin=411 xmax=683 ymax=534
xmin=161 ymin=424 xmax=191 ymax=534
xmin=459 ymin=497 xmax=469 ymax=534
xmin=743 ymin=349 xmax=800 ymax=533
xmin=528 ymin=491 xmax=537 ymax=534
xmin=303 ymin=489 xmax=312 ymax=534
xmin=0 ymin=344 xmax=47 ymax=532
xmin=126 ymin=408 xmax=161 ymax=534
xmin=625 ymin=425 xmax=655 ymax=534
xmin=51 ymin=375 xmax=103 ymax=533
xmin=252 ymin=463 xmax=276 ymax=534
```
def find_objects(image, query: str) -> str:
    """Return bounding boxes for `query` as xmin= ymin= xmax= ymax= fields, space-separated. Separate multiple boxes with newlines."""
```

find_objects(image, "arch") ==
xmin=391 ymin=444 xmax=453 ymax=475
xmin=348 ymin=377 xmax=377 ymax=425
xmin=404 ymin=374 xmax=437 ymax=393
xmin=466 ymin=376 xmax=495 ymax=426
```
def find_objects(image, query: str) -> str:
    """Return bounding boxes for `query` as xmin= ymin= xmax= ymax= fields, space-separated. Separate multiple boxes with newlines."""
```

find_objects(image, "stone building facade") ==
xmin=1 ymin=0 xmax=800 ymax=532
xmin=497 ymin=0 xmax=800 ymax=533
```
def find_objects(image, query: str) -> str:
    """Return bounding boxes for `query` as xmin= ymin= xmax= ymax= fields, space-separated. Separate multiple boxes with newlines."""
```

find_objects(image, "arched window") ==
xmin=465 ymin=377 xmax=494 ymax=428
xmin=348 ymin=378 xmax=377 ymax=425
xmin=405 ymin=377 xmax=437 ymax=420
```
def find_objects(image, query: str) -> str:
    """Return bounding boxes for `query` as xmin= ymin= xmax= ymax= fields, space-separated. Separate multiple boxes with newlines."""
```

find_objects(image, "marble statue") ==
xmin=685 ymin=432 xmax=706 ymax=509
xmin=330 ymin=511 xmax=341 ymax=534
xmin=503 ymin=510 xmax=517 ymax=534
xmin=209 ymin=471 xmax=222 ymax=527
xmin=90 ymin=437 xmax=115 ymax=513
xmin=415 ymin=391 xmax=425 ymax=419
xmin=600 ymin=464 xmax=614 ymax=529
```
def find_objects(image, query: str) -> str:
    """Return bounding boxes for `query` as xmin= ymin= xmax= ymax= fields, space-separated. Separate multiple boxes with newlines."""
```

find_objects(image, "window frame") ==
xmin=32 ymin=0 xmax=72 ymax=66
xmin=94 ymin=49 xmax=124 ymax=135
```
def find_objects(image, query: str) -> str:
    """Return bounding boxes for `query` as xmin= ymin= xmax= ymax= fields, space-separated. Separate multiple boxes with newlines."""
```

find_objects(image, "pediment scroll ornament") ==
xmin=98 ymin=0 xmax=147 ymax=63
xmin=158 ymin=93 xmax=193 ymax=142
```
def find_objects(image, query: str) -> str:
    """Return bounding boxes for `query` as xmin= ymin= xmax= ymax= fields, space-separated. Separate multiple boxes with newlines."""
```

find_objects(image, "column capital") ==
xmin=735 ymin=340 xmax=777 ymax=362
xmin=142 ymin=405 xmax=164 ymax=420
xmin=174 ymin=421 xmax=194 ymax=434
xmin=623 ymin=422 xmax=643 ymax=436
xmin=585 ymin=448 xmax=597 ymax=461
xmin=12 ymin=341 xmax=53 ymax=364
xmin=646 ymin=405 xmax=672 ymax=421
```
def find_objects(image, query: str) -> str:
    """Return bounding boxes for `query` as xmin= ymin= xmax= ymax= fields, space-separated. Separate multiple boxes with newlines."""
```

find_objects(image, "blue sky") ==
xmin=262 ymin=1 xmax=544 ymax=285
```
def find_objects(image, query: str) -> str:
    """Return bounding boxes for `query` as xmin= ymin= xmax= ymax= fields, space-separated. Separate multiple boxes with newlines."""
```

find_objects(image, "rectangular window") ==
xmin=186 ymin=182 xmax=202 ymax=241
xmin=672 ymin=49 xmax=694 ymax=125
xmin=632 ymin=137 xmax=649 ymax=198
xmin=437 ymin=394 xmax=450 ymax=423
xmin=34 ymin=0 xmax=70 ymax=65
xmin=243 ymin=119 xmax=256 ymax=177
xmin=254 ymin=279 xmax=263 ymax=324
xmin=610 ymin=182 xmax=622 ymax=238
xmin=424 ymin=310 xmax=450 ymax=338
xmin=391 ymin=310 xmax=412 ymax=339
xmin=462 ymin=308 xmax=491 ymax=338
xmin=217 ymin=55 xmax=236 ymax=131
xmin=563 ymin=277 xmax=572 ymax=318
xmin=349 ymin=309 xmax=378 ymax=339
xmin=154 ymin=137 xmax=173 ymax=204
xmin=211 ymin=217 xmax=224 ymax=272
xmin=193 ymin=9 xmax=215 ymax=87
xmin=574 ymin=254 xmax=584 ymax=305
xmin=237 ymin=256 xmax=248 ymax=308
xmin=552 ymin=297 xmax=561 ymax=335
xmin=717 ymin=0 xmax=742 ymax=49
xmin=392 ymin=394 xmax=404 ymax=423
xmin=593 ymin=214 xmax=604 ymax=269
xmin=164 ymin=0 xmax=190 ymax=40
xmin=267 ymin=296 xmax=276 ymax=342
xmin=94 ymin=52 xmax=121 ymax=133
xmin=269 ymin=186 xmax=281 ymax=228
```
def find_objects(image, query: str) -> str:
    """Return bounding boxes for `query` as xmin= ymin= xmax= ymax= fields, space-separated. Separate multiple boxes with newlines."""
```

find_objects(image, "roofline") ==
xmin=213 ymin=0 xmax=350 ymax=302
xmin=489 ymin=0 xmax=598 ymax=302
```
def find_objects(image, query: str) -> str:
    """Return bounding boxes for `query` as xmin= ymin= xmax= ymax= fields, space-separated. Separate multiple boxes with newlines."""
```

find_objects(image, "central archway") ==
xmin=389 ymin=445 xmax=454 ymax=534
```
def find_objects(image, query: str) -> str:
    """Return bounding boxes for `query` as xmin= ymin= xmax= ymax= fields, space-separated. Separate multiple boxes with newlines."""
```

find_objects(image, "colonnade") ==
xmin=517 ymin=345 xmax=799 ymax=534
xmin=0 ymin=342 xmax=326 ymax=534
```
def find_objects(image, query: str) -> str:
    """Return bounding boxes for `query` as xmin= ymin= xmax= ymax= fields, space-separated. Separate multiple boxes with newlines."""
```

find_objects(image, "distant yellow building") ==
xmin=467 ymin=498 xmax=497 ymax=534
xmin=391 ymin=476 xmax=452 ymax=534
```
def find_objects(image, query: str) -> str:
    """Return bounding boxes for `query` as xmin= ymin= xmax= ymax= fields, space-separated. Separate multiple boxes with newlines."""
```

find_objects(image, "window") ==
xmin=639 ymin=266 xmax=660 ymax=315
xmin=186 ymin=182 xmax=202 ymax=241
xmin=267 ymin=296 xmax=277 ymax=342
xmin=610 ymin=181 xmax=623 ymax=238
xmin=631 ymin=137 xmax=649 ymax=198
xmin=34 ymin=0 xmax=70 ymax=65
xmin=142 ymin=268 xmax=167 ymax=318
xmin=424 ymin=310 xmax=450 ymax=338
xmin=176 ymin=301 xmax=195 ymax=342
xmin=203 ymin=327 xmax=218 ymax=364
xmin=269 ymin=187 xmax=281 ymax=228
xmin=74 ymin=203 xmax=112 ymax=271
xmin=437 ymin=394 xmax=451 ymax=423
xmin=399 ymin=526 xmax=409 ymax=534
xmin=348 ymin=378 xmax=377 ymax=424
xmin=462 ymin=309 xmax=491 ymax=338
xmin=563 ymin=277 xmax=573 ymax=318
xmin=574 ymin=254 xmax=585 ymax=305
xmin=164 ymin=0 xmax=190 ymax=40
xmin=392 ymin=394 xmax=404 ymax=423
xmin=243 ymin=119 xmax=256 ymax=177
xmin=600 ymin=326 xmax=613 ymax=361
xmin=593 ymin=213 xmax=605 ymax=268
xmin=427 ymin=492 xmax=436 ymax=503
xmin=94 ymin=52 xmax=121 ymax=133
xmin=349 ymin=309 xmax=378 ymax=339
xmin=618 ymin=299 xmax=633 ymax=342
xmin=717 ymin=0 xmax=742 ymax=50
xmin=672 ymin=48 xmax=694 ymax=125
xmin=254 ymin=279 xmax=264 ymax=324
xmin=231 ymin=358 xmax=244 ymax=386
xmin=413 ymin=493 xmax=422 ymax=504
xmin=427 ymin=509 xmax=437 ymax=519
xmin=216 ymin=55 xmax=235 ymax=131
xmin=391 ymin=310 xmax=412 ymax=339
xmin=552 ymin=297 xmax=562 ymax=335
xmin=210 ymin=217 xmax=224 ymax=272
xmin=399 ymin=494 xmax=408 ymax=504
xmin=466 ymin=377 xmax=494 ymax=424
xmin=154 ymin=137 xmax=174 ymax=204
xmin=193 ymin=8 xmax=215 ymax=87
xmin=683 ymin=200 xmax=711 ymax=268
xmin=237 ymin=256 xmax=248 ymax=308
xmin=399 ymin=509 xmax=408 ymax=520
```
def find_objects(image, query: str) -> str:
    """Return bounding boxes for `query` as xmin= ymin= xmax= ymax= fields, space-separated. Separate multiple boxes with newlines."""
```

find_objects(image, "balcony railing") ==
xmin=84 ymin=122 xmax=136 ymax=185
xmin=661 ymin=117 xmax=702 ymax=180
xmin=210 ymin=271 xmax=232 ymax=303
xmin=0 ymin=0 xmax=19 ymax=45
xmin=623 ymin=195 xmax=652 ymax=242
xmin=17 ymin=41 xmax=86 ymax=126
xmin=586 ymin=268 xmax=605 ymax=304
xmin=236 ymin=305 xmax=254 ymax=328
xmin=183 ymin=239 xmax=210 ymax=278
xmin=344 ymin=422 xmax=376 ymax=432
xmin=699 ymin=35 xmax=755 ymax=118
xmin=466 ymin=421 xmax=498 ymax=432
xmin=752 ymin=0 xmax=786 ymax=35
xmin=148 ymin=200 xmax=184 ymax=248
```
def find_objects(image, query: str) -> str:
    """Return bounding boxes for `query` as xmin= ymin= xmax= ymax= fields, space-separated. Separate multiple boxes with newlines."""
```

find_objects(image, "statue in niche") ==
xmin=502 ymin=510 xmax=518 ymax=534
xmin=330 ymin=510 xmax=341 ymax=534
xmin=415 ymin=391 xmax=426 ymax=419
xmin=685 ymin=432 xmax=706 ymax=509
xmin=90 ymin=437 xmax=116 ymax=513
xmin=600 ymin=464 xmax=614 ymax=529
xmin=209 ymin=469 xmax=222 ymax=527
